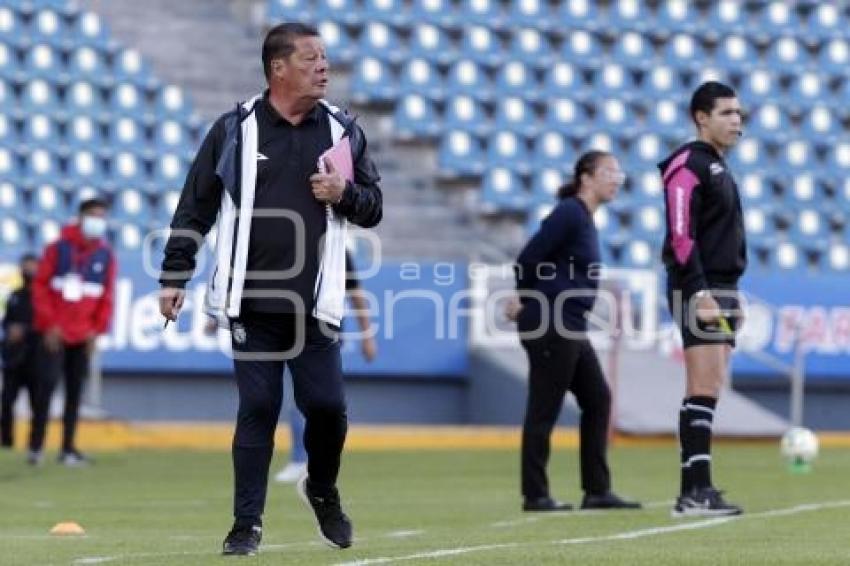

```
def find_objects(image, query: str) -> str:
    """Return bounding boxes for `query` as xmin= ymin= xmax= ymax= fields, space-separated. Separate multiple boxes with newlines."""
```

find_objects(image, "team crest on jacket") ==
xmin=232 ymin=322 xmax=247 ymax=345
xmin=710 ymin=162 xmax=724 ymax=175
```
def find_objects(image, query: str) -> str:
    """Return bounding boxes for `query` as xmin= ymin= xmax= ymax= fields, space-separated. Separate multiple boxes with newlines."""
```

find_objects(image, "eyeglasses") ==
xmin=597 ymin=167 xmax=626 ymax=184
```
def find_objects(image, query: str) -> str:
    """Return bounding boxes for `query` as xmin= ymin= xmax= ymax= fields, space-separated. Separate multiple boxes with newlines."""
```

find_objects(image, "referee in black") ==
xmin=159 ymin=23 xmax=381 ymax=555
xmin=506 ymin=151 xmax=640 ymax=512
xmin=659 ymin=81 xmax=745 ymax=518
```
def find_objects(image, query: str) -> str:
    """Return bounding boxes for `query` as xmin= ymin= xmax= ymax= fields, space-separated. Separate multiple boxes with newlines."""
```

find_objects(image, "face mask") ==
xmin=81 ymin=215 xmax=107 ymax=239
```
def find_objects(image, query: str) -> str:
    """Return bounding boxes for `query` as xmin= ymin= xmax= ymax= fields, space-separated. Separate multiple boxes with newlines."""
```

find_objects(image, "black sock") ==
xmin=678 ymin=399 xmax=690 ymax=494
xmin=682 ymin=396 xmax=717 ymax=491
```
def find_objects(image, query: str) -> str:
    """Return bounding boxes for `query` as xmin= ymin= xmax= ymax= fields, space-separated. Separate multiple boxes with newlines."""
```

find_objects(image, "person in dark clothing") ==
xmin=506 ymin=151 xmax=641 ymax=513
xmin=31 ymin=197 xmax=116 ymax=467
xmin=158 ymin=23 xmax=382 ymax=556
xmin=1 ymin=254 xmax=40 ymax=452
xmin=658 ymin=81 xmax=746 ymax=518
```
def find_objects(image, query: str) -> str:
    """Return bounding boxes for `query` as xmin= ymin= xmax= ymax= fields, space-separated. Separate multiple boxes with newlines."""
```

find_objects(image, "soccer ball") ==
xmin=780 ymin=427 xmax=819 ymax=464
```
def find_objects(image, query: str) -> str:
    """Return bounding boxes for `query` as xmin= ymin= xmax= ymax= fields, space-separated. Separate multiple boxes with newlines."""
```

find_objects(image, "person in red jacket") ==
xmin=30 ymin=197 xmax=116 ymax=466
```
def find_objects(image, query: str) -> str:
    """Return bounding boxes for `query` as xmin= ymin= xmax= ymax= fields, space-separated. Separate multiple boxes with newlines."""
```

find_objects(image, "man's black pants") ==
xmin=0 ymin=356 xmax=39 ymax=448
xmin=230 ymin=312 xmax=346 ymax=527
xmin=30 ymin=341 xmax=90 ymax=453
xmin=520 ymin=330 xmax=612 ymax=500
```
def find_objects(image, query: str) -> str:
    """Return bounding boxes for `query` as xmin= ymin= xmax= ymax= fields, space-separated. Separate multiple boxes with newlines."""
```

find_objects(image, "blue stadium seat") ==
xmin=30 ymin=182 xmax=68 ymax=220
xmin=592 ymin=63 xmax=638 ymax=101
xmin=632 ymin=168 xmax=663 ymax=201
xmin=738 ymin=68 xmax=781 ymax=107
xmin=611 ymin=31 xmax=654 ymax=71
xmin=640 ymin=65 xmax=682 ymax=98
xmin=754 ymin=1 xmax=802 ymax=42
xmin=766 ymin=36 xmax=807 ymax=74
xmin=507 ymin=0 xmax=554 ymax=32
xmin=30 ymin=8 xmax=74 ymax=49
xmin=362 ymin=0 xmax=409 ymax=28
xmin=654 ymin=0 xmax=700 ymax=37
xmin=739 ymin=171 xmax=770 ymax=204
xmin=525 ymin=203 xmax=553 ymax=236
xmin=445 ymin=59 xmax=492 ymax=102
xmin=398 ymin=58 xmax=444 ymax=101
xmin=663 ymin=33 xmax=706 ymax=71
xmin=267 ymin=0 xmax=314 ymax=24
xmin=153 ymin=153 xmax=188 ymax=189
xmin=769 ymin=240 xmax=807 ymax=272
xmin=728 ymin=137 xmax=767 ymax=170
xmin=607 ymin=0 xmax=654 ymax=33
xmin=64 ymin=80 xmax=106 ymax=121
xmin=73 ymin=10 xmax=113 ymax=51
xmin=115 ymin=222 xmax=143 ymax=251
xmin=67 ymin=149 xmax=105 ymax=187
xmin=460 ymin=25 xmax=505 ymax=68
xmin=621 ymin=238 xmax=655 ymax=268
xmin=156 ymin=190 xmax=181 ymax=225
xmin=487 ymin=130 xmax=530 ymax=174
xmin=785 ymin=71 xmax=829 ymax=114
xmin=67 ymin=45 xmax=109 ymax=84
xmin=409 ymin=0 xmax=459 ymax=30
xmin=313 ymin=0 xmax=362 ymax=27
xmin=357 ymin=22 xmax=405 ymax=64
xmin=544 ymin=97 xmax=589 ymax=138
xmin=828 ymin=142 xmax=850 ymax=175
xmin=393 ymin=94 xmax=441 ymax=139
xmin=0 ymin=5 xmax=26 ymax=49
xmin=541 ymin=61 xmax=586 ymax=101
xmin=22 ymin=43 xmax=62 ymax=81
xmin=825 ymin=242 xmax=850 ymax=273
xmin=0 ymin=180 xmax=18 ymax=215
xmin=632 ymin=204 xmax=665 ymax=239
xmin=817 ymin=38 xmax=850 ymax=77
xmin=715 ymin=35 xmax=758 ymax=73
xmin=350 ymin=57 xmax=397 ymax=104
xmin=705 ymin=0 xmax=747 ymax=38
xmin=112 ymin=48 xmax=157 ymax=89
xmin=481 ymin=167 xmax=528 ymax=212
xmin=0 ymin=76 xmax=15 ymax=112
xmin=783 ymin=172 xmax=818 ymax=206
xmin=557 ymin=0 xmax=602 ymax=32
xmin=579 ymin=132 xmax=615 ymax=155
xmin=408 ymin=23 xmax=456 ymax=66
xmin=110 ymin=150 xmax=145 ymax=186
xmin=495 ymin=60 xmax=537 ymax=102
xmin=113 ymin=187 xmax=150 ymax=222
xmin=646 ymin=99 xmax=689 ymax=140
xmin=154 ymin=119 xmax=189 ymax=151
xmin=684 ymin=67 xmax=732 ymax=92
xmin=33 ymin=218 xmax=63 ymax=249
xmin=627 ymin=133 xmax=663 ymax=167
xmin=492 ymin=96 xmax=538 ymax=138
xmin=155 ymin=85 xmax=193 ymax=120
xmin=559 ymin=29 xmax=603 ymax=68
xmin=594 ymin=97 xmax=637 ymax=140
xmin=23 ymin=147 xmax=60 ymax=187
xmin=800 ymin=105 xmax=840 ymax=144
xmin=507 ymin=28 xmax=554 ymax=69
xmin=0 ymin=112 xmax=13 ymax=145
xmin=531 ymin=130 xmax=570 ymax=168
xmin=438 ymin=130 xmax=485 ymax=176
xmin=19 ymin=78 xmax=57 ymax=114
xmin=807 ymin=4 xmax=844 ymax=42
xmin=747 ymin=102 xmax=791 ymax=143
xmin=530 ymin=167 xmax=565 ymax=204
xmin=0 ymin=146 xmax=17 ymax=184
xmin=775 ymin=139 xmax=814 ymax=173
xmin=443 ymin=95 xmax=489 ymax=137
xmin=20 ymin=113 xmax=57 ymax=149
xmin=0 ymin=216 xmax=27 ymax=254
xmin=317 ymin=21 xmax=356 ymax=65
xmin=109 ymin=82 xmax=145 ymax=117
xmin=458 ymin=0 xmax=506 ymax=30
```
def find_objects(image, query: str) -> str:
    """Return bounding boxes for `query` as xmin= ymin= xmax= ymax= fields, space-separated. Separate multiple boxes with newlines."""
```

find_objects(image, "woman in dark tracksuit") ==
xmin=506 ymin=150 xmax=641 ymax=512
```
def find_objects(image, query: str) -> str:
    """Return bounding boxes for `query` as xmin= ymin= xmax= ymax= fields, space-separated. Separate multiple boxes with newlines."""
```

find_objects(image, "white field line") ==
xmin=489 ymin=499 xmax=672 ymax=528
xmin=337 ymin=500 xmax=850 ymax=566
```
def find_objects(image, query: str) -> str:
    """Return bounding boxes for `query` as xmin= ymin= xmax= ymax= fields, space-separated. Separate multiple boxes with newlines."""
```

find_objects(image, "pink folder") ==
xmin=318 ymin=136 xmax=354 ymax=182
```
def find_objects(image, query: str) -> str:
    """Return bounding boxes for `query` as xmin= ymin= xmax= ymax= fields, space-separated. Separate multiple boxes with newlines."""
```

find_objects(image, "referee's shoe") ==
xmin=297 ymin=475 xmax=353 ymax=548
xmin=222 ymin=523 xmax=262 ymax=556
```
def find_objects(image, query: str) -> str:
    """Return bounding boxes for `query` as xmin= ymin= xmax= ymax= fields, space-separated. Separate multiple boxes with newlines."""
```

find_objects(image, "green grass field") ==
xmin=1 ymin=444 xmax=849 ymax=565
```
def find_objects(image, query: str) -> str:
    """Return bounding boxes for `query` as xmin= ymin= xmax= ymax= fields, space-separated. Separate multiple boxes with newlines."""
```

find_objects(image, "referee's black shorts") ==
xmin=666 ymin=282 xmax=742 ymax=349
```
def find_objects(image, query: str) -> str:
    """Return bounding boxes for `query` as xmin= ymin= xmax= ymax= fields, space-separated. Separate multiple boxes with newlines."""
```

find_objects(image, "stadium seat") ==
xmin=437 ymin=130 xmax=485 ymax=177
xmin=113 ymin=187 xmax=150 ymax=222
xmin=531 ymin=130 xmax=571 ymax=168
xmin=705 ymin=0 xmax=747 ymax=38
xmin=621 ymin=238 xmax=655 ymax=268
xmin=458 ymin=0 xmax=506 ymax=30
xmin=594 ymin=97 xmax=637 ymax=140
xmin=800 ymin=105 xmax=840 ymax=144
xmin=445 ymin=59 xmax=492 ymax=102
xmin=817 ymin=38 xmax=850 ymax=77
xmin=110 ymin=82 xmax=145 ymax=117
xmin=21 ymin=114 xmax=60 ymax=151
xmin=154 ymin=119 xmax=189 ymax=151
xmin=66 ymin=114 xmax=106 ymax=149
xmin=766 ymin=36 xmax=807 ymax=74
xmin=808 ymin=4 xmax=844 ymax=42
xmin=443 ymin=95 xmax=489 ymax=137
xmin=507 ymin=28 xmax=554 ymax=69
xmin=316 ymin=20 xmax=356 ymax=65
xmin=108 ymin=116 xmax=144 ymax=150
xmin=747 ymin=103 xmax=791 ymax=143
xmin=739 ymin=171 xmax=770 ymax=203
xmin=0 ymin=5 xmax=26 ymax=49
xmin=73 ymin=10 xmax=113 ymax=51
xmin=362 ymin=0 xmax=410 ymax=28
xmin=755 ymin=1 xmax=802 ymax=42
xmin=67 ymin=149 xmax=105 ymax=187
xmin=23 ymin=148 xmax=58 ymax=187
xmin=507 ymin=0 xmax=554 ymax=32
xmin=155 ymin=85 xmax=193 ymax=120
xmin=460 ymin=25 xmax=505 ymax=69
xmin=22 ymin=43 xmax=61 ymax=81
xmin=579 ymin=132 xmax=614 ymax=155
xmin=409 ymin=0 xmax=459 ymax=30
xmin=738 ymin=68 xmax=781 ymax=107
xmin=0 ymin=76 xmax=13 ymax=109
xmin=632 ymin=204 xmax=665 ymax=239
xmin=65 ymin=80 xmax=103 ymax=117
xmin=559 ymin=29 xmax=603 ymax=68
xmin=640 ymin=65 xmax=682 ymax=99
xmin=111 ymin=47 xmax=157 ymax=89
xmin=828 ymin=142 xmax=850 ymax=174
xmin=480 ymin=167 xmax=528 ymax=212
xmin=728 ymin=138 xmax=767 ymax=170
xmin=530 ymin=167 xmax=565 ymax=204
xmin=408 ymin=23 xmax=456 ymax=66
xmin=783 ymin=173 xmax=817 ymax=206
xmin=663 ymin=33 xmax=706 ymax=71
xmin=350 ymin=57 xmax=398 ymax=104
xmin=715 ymin=35 xmax=758 ymax=73
xmin=153 ymin=153 xmax=189 ymax=189
xmin=357 ymin=22 xmax=405 ymax=64
xmin=792 ymin=208 xmax=828 ymax=242
xmin=30 ymin=182 xmax=68 ymax=220
xmin=591 ymin=63 xmax=638 ymax=101
xmin=67 ymin=45 xmax=109 ymax=85
xmin=628 ymin=133 xmax=663 ymax=167
xmin=313 ymin=0 xmax=361 ymax=27
xmin=0 ymin=180 xmax=17 ymax=214
xmin=654 ymin=0 xmax=700 ymax=37
xmin=29 ymin=8 xmax=69 ymax=47
xmin=266 ymin=0 xmax=314 ymax=24
xmin=110 ymin=150 xmax=145 ymax=186
xmin=825 ymin=242 xmax=850 ymax=273
xmin=541 ymin=61 xmax=586 ymax=102
xmin=0 ymin=112 xmax=12 ymax=145
xmin=492 ymin=96 xmax=538 ymax=138
xmin=646 ymin=99 xmax=689 ymax=140
xmin=786 ymin=71 xmax=828 ymax=114
xmin=776 ymin=139 xmax=815 ymax=172
xmin=115 ymin=222 xmax=143 ymax=251
xmin=398 ymin=58 xmax=444 ymax=102
xmin=33 ymin=217 xmax=62 ymax=249
xmin=607 ymin=0 xmax=654 ymax=33
xmin=495 ymin=60 xmax=537 ymax=102
xmin=544 ymin=98 xmax=589 ymax=139
xmin=0 ymin=145 xmax=18 ymax=185
xmin=557 ymin=0 xmax=602 ymax=33
xmin=486 ymin=130 xmax=530 ymax=175
xmin=611 ymin=31 xmax=654 ymax=71
xmin=1 ymin=217 xmax=27 ymax=253
xmin=392 ymin=94 xmax=441 ymax=140
xmin=633 ymin=169 xmax=663 ymax=201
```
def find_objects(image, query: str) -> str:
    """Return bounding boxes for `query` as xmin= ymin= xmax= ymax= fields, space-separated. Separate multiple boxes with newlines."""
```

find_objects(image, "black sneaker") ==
xmin=58 ymin=450 xmax=92 ymax=467
xmin=222 ymin=523 xmax=262 ymax=556
xmin=581 ymin=491 xmax=642 ymax=510
xmin=672 ymin=487 xmax=743 ymax=518
xmin=296 ymin=476 xmax=353 ymax=549
xmin=522 ymin=497 xmax=573 ymax=512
